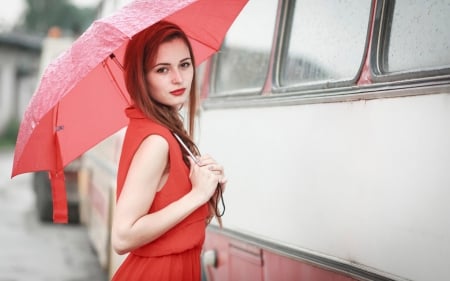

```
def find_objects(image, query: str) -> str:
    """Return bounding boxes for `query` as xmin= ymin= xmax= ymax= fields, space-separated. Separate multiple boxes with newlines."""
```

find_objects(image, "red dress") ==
xmin=111 ymin=107 xmax=209 ymax=281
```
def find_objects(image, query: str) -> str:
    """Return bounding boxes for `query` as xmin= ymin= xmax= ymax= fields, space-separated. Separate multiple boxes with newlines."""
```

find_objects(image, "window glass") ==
xmin=280 ymin=0 xmax=371 ymax=87
xmin=213 ymin=0 xmax=278 ymax=95
xmin=383 ymin=0 xmax=450 ymax=73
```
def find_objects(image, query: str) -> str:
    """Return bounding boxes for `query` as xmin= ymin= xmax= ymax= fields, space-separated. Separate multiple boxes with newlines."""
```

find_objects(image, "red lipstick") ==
xmin=170 ymin=88 xmax=186 ymax=96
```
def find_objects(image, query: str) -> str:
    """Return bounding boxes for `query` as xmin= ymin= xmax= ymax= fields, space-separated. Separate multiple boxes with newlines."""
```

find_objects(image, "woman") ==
xmin=111 ymin=21 xmax=226 ymax=280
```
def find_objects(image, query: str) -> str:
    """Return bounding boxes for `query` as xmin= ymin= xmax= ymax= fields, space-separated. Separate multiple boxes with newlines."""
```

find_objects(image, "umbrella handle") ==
xmin=49 ymin=170 xmax=68 ymax=223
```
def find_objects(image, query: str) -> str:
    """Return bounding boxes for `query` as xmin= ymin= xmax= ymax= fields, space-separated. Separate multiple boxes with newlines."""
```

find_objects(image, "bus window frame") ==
xmin=207 ymin=0 xmax=282 ymax=99
xmin=370 ymin=0 xmax=450 ymax=83
xmin=203 ymin=0 xmax=375 ymax=109
xmin=201 ymin=0 xmax=450 ymax=110
xmin=272 ymin=0 xmax=373 ymax=93
xmin=209 ymin=50 xmax=263 ymax=98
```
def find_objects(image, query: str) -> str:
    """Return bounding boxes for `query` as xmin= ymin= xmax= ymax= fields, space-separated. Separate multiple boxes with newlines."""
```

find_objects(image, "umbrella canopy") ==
xmin=12 ymin=0 xmax=248 ymax=223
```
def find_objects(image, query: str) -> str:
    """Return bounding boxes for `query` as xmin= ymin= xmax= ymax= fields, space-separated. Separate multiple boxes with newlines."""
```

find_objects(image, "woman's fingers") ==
xmin=219 ymin=176 xmax=228 ymax=185
xmin=196 ymin=154 xmax=226 ymax=191
xmin=207 ymin=164 xmax=223 ymax=174
xmin=197 ymin=155 xmax=224 ymax=175
xmin=197 ymin=154 xmax=217 ymax=166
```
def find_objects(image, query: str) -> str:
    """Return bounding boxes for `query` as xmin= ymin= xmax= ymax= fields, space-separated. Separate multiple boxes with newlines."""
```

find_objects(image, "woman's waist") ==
xmin=132 ymin=207 xmax=208 ymax=257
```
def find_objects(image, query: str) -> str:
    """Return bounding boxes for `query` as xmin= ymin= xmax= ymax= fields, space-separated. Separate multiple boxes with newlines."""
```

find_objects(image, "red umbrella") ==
xmin=12 ymin=0 xmax=248 ymax=223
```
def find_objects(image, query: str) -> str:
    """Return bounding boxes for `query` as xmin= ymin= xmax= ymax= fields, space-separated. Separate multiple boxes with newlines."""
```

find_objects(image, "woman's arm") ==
xmin=111 ymin=135 xmax=218 ymax=255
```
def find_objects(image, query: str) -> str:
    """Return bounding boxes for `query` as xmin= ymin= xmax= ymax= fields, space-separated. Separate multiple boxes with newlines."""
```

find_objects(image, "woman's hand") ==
xmin=188 ymin=157 xmax=220 ymax=204
xmin=197 ymin=155 xmax=227 ymax=189
xmin=196 ymin=155 xmax=226 ymax=226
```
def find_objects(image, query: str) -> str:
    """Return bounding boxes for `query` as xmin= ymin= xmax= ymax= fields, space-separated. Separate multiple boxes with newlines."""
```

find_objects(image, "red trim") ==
xmin=357 ymin=0 xmax=378 ymax=86
xmin=204 ymin=230 xmax=358 ymax=281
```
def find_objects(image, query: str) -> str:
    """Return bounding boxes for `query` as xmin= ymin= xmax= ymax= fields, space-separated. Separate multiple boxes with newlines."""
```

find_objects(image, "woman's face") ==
xmin=146 ymin=37 xmax=194 ymax=109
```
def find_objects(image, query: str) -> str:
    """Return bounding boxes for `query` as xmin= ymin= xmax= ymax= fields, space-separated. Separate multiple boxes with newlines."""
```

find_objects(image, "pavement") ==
xmin=0 ymin=148 xmax=107 ymax=281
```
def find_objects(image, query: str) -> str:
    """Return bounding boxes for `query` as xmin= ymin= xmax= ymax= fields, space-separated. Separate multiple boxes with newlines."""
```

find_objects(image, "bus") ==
xmin=78 ymin=0 xmax=450 ymax=280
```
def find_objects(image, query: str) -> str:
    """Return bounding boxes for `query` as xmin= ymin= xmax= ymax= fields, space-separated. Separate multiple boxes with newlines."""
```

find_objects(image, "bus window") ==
xmin=279 ymin=0 xmax=371 ymax=88
xmin=380 ymin=0 xmax=450 ymax=74
xmin=212 ymin=0 xmax=278 ymax=96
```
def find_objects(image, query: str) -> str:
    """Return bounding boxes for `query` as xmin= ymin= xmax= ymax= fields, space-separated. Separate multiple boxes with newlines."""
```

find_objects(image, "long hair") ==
xmin=123 ymin=20 xmax=199 ymax=163
xmin=124 ymin=21 xmax=223 ymax=226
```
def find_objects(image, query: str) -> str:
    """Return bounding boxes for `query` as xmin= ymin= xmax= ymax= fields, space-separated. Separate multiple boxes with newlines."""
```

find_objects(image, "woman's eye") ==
xmin=181 ymin=62 xmax=191 ymax=68
xmin=156 ymin=67 xmax=168 ymax=73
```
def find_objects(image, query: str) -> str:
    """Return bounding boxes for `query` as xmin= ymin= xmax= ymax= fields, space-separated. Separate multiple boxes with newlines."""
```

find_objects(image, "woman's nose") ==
xmin=171 ymin=70 xmax=183 ymax=84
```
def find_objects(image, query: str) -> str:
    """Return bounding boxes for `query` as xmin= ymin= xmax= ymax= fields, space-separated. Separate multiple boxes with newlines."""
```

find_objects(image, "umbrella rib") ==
xmin=102 ymin=57 xmax=130 ymax=105
xmin=109 ymin=53 xmax=124 ymax=71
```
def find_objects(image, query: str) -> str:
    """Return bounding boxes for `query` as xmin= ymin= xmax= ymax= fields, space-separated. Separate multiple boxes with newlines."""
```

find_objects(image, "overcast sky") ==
xmin=0 ymin=0 xmax=101 ymax=29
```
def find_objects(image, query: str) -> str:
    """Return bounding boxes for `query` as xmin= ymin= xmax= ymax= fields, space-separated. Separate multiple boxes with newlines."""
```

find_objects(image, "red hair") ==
xmin=123 ymin=20 xmax=199 ymax=161
xmin=124 ymin=21 xmax=223 ymax=226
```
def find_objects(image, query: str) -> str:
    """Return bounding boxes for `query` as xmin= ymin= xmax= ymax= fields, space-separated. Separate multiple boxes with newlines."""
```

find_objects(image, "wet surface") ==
xmin=0 ymin=148 xmax=107 ymax=281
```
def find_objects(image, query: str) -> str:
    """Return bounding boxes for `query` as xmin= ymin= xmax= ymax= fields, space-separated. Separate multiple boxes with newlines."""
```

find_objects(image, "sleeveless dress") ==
xmin=111 ymin=106 xmax=209 ymax=281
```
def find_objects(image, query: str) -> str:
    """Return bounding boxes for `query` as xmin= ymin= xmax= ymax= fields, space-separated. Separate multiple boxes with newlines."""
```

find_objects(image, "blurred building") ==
xmin=0 ymin=32 xmax=41 ymax=134
xmin=97 ymin=0 xmax=133 ymax=18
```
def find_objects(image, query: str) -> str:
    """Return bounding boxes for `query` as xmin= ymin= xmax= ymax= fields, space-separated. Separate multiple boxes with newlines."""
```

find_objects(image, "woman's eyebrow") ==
xmin=152 ymin=57 xmax=191 ymax=69
xmin=180 ymin=57 xmax=192 ymax=63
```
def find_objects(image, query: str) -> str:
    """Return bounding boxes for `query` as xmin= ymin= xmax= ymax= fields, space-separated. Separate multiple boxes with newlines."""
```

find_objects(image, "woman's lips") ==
xmin=170 ymin=88 xmax=186 ymax=96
